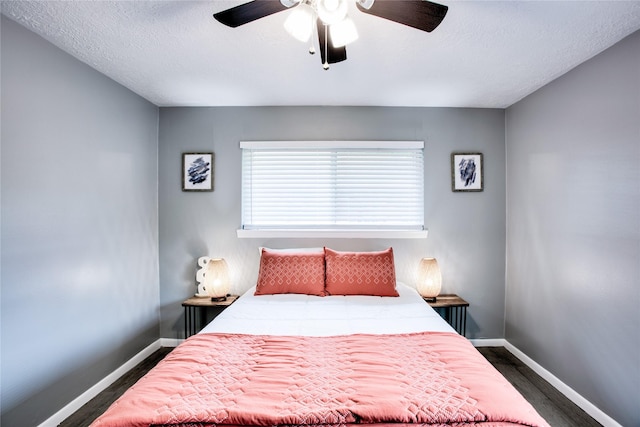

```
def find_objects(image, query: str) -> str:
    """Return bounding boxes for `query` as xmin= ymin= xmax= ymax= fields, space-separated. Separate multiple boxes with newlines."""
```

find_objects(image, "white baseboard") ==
xmin=160 ymin=337 xmax=182 ymax=348
xmin=503 ymin=341 xmax=622 ymax=427
xmin=469 ymin=338 xmax=507 ymax=347
xmin=37 ymin=340 xmax=162 ymax=427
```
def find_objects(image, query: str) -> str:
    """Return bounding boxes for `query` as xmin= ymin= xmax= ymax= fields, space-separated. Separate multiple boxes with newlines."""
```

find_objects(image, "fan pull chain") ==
xmin=309 ymin=20 xmax=316 ymax=55
xmin=309 ymin=25 xmax=318 ymax=55
xmin=323 ymin=23 xmax=329 ymax=70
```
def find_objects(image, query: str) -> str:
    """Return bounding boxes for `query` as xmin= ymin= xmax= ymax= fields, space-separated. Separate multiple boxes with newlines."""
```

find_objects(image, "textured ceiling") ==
xmin=2 ymin=0 xmax=640 ymax=108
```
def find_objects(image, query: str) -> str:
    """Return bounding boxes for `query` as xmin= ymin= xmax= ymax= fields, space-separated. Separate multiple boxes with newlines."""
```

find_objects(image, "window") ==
xmin=239 ymin=141 xmax=427 ymax=238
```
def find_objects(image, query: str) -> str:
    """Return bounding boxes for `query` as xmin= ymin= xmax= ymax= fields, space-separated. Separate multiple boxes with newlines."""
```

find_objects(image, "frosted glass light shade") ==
xmin=417 ymin=258 xmax=442 ymax=300
xmin=280 ymin=0 xmax=300 ymax=7
xmin=330 ymin=17 xmax=358 ymax=47
xmin=284 ymin=3 xmax=315 ymax=42
xmin=317 ymin=0 xmax=347 ymax=25
xmin=202 ymin=258 xmax=230 ymax=298
xmin=356 ymin=0 xmax=375 ymax=10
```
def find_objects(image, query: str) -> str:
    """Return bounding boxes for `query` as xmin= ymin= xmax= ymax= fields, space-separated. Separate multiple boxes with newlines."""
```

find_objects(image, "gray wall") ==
xmin=1 ymin=16 xmax=160 ymax=427
xmin=505 ymin=30 xmax=639 ymax=427
xmin=158 ymin=106 xmax=506 ymax=340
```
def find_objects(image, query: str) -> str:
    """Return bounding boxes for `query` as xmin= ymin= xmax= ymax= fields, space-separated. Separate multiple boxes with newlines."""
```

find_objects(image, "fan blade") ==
xmin=214 ymin=0 xmax=289 ymax=28
xmin=356 ymin=0 xmax=448 ymax=32
xmin=317 ymin=20 xmax=347 ymax=65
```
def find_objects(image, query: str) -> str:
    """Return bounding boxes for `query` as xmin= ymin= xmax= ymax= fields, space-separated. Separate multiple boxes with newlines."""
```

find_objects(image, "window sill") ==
xmin=236 ymin=229 xmax=428 ymax=239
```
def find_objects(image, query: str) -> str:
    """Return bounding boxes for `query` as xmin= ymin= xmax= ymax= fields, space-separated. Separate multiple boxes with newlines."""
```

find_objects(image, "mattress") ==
xmin=201 ymin=282 xmax=456 ymax=336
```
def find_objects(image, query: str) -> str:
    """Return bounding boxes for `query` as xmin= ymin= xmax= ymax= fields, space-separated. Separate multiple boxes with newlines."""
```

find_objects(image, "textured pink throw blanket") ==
xmin=91 ymin=332 xmax=550 ymax=427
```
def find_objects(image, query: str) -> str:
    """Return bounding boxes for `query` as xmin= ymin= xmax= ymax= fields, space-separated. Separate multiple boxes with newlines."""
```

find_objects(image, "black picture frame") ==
xmin=451 ymin=152 xmax=483 ymax=192
xmin=182 ymin=152 xmax=214 ymax=192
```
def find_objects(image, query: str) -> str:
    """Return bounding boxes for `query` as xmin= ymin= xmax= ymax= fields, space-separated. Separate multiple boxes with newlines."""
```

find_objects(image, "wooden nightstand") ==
xmin=425 ymin=294 xmax=469 ymax=336
xmin=182 ymin=295 xmax=238 ymax=338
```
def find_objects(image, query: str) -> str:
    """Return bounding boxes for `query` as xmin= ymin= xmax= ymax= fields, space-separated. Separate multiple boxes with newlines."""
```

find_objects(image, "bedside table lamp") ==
xmin=196 ymin=257 xmax=230 ymax=301
xmin=417 ymin=257 xmax=442 ymax=302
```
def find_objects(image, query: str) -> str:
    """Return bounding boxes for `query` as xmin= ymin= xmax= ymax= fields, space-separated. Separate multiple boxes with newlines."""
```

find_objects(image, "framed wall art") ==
xmin=182 ymin=152 xmax=214 ymax=192
xmin=451 ymin=152 xmax=483 ymax=192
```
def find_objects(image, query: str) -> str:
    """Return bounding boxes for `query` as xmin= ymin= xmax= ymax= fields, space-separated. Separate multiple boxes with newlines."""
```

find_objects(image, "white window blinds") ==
xmin=241 ymin=141 xmax=425 ymax=232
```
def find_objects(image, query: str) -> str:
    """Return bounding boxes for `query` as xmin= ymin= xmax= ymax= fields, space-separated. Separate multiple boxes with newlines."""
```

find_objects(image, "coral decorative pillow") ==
xmin=255 ymin=249 xmax=326 ymax=296
xmin=324 ymin=247 xmax=398 ymax=296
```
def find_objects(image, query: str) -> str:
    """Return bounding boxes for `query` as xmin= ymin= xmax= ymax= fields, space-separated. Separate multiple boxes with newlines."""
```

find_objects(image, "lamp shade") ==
xmin=317 ymin=0 xmax=348 ymax=25
xmin=202 ymin=258 xmax=230 ymax=299
xmin=417 ymin=257 xmax=442 ymax=300
xmin=284 ymin=3 xmax=315 ymax=42
xmin=330 ymin=17 xmax=359 ymax=47
xmin=356 ymin=0 xmax=375 ymax=10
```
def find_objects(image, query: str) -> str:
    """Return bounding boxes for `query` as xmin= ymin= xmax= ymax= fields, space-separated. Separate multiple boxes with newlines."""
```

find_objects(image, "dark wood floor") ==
xmin=59 ymin=347 xmax=173 ymax=427
xmin=60 ymin=346 xmax=600 ymax=427
xmin=476 ymin=347 xmax=601 ymax=427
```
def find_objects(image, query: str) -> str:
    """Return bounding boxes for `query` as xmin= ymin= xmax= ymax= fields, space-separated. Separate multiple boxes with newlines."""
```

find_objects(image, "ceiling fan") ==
xmin=213 ymin=0 xmax=448 ymax=69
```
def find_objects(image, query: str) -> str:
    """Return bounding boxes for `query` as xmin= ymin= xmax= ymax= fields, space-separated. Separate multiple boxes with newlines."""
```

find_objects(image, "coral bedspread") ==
xmin=91 ymin=332 xmax=549 ymax=427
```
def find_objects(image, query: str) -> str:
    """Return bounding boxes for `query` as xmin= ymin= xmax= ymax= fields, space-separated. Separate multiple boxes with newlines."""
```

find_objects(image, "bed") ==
xmin=92 ymin=248 xmax=550 ymax=427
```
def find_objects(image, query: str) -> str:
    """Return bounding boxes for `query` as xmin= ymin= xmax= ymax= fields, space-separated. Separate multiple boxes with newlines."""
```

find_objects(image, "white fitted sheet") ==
xmin=200 ymin=282 xmax=456 ymax=336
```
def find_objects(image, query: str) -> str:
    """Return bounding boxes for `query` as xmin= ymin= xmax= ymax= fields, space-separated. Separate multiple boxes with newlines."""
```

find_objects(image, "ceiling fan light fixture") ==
xmin=317 ymin=0 xmax=348 ymax=25
xmin=330 ymin=17 xmax=359 ymax=48
xmin=213 ymin=0 xmax=448 ymax=70
xmin=284 ymin=3 xmax=316 ymax=42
